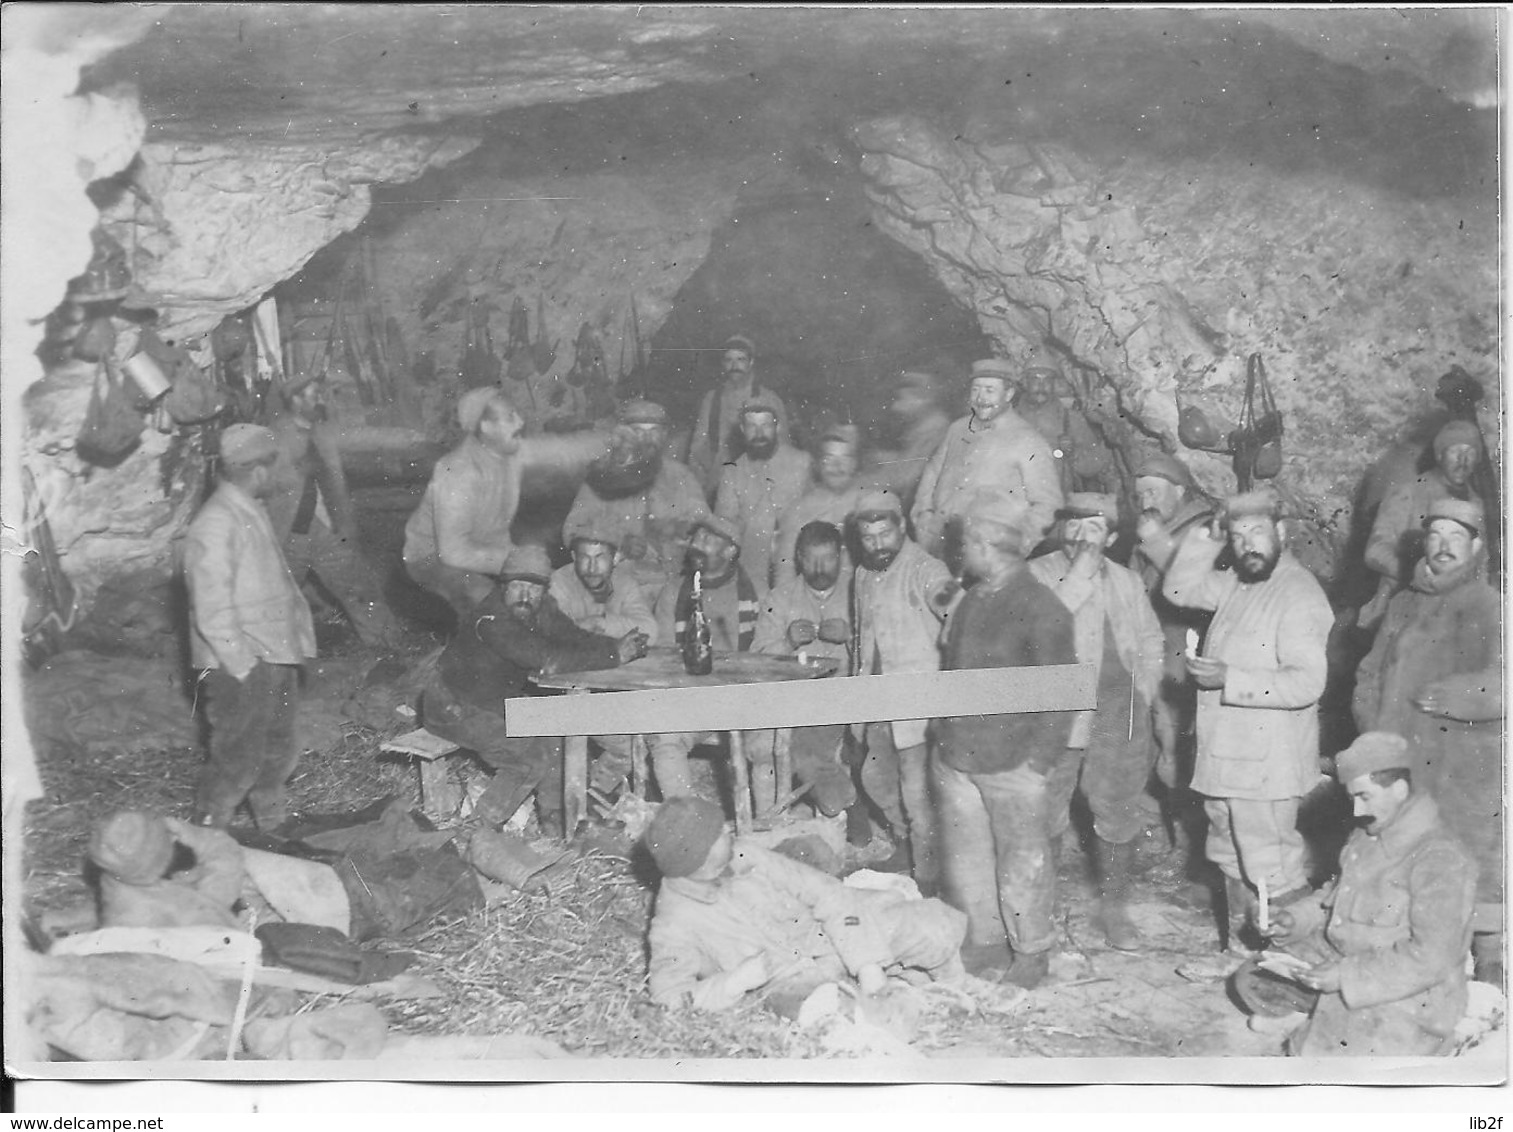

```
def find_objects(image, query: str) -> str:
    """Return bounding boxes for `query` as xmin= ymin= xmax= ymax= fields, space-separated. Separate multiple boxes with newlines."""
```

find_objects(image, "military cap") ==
xmin=219 ymin=424 xmax=279 ymax=467
xmin=1423 ymin=497 xmax=1484 ymax=538
xmin=1135 ymin=451 xmax=1197 ymax=490
xmin=1335 ymin=732 xmax=1413 ymax=783
xmin=1059 ymin=492 xmax=1120 ymax=521
xmin=738 ymin=392 xmax=782 ymax=420
xmin=723 ymin=334 xmax=756 ymax=359
xmin=969 ymin=358 xmax=1016 ymax=381
xmin=617 ymin=399 xmax=669 ymax=426
xmin=852 ymin=489 xmax=904 ymax=522
xmin=89 ymin=810 xmax=174 ymax=885
xmin=645 ymin=797 xmax=727 ymax=878
xmin=1433 ymin=419 xmax=1482 ymax=460
xmin=964 ymin=490 xmax=1031 ymax=552
xmin=1224 ymin=488 xmax=1284 ymax=521
xmin=691 ymin=514 xmax=742 ymax=545
xmin=500 ymin=545 xmax=553 ymax=585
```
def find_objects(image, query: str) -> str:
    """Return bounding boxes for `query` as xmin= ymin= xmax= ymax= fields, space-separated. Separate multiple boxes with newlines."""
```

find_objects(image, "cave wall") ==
xmin=291 ymin=154 xmax=755 ymax=439
xmin=852 ymin=115 xmax=1500 ymax=573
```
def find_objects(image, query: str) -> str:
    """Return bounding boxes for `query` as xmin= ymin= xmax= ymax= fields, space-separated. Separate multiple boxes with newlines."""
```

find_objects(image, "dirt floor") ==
xmin=17 ymin=483 xmax=1505 ymax=1066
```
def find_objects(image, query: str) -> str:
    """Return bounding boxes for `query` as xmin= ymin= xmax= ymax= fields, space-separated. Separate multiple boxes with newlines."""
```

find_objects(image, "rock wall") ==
xmin=297 ymin=156 xmax=751 ymax=438
xmin=853 ymin=115 xmax=1499 ymax=573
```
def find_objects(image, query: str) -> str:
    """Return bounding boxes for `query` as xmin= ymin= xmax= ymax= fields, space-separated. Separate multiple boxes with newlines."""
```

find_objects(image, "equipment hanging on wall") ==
xmin=76 ymin=360 xmax=146 ymax=464
xmin=1230 ymin=352 xmax=1284 ymax=489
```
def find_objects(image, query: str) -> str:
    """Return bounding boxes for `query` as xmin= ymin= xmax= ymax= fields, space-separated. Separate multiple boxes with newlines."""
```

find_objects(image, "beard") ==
xmin=859 ymin=545 xmax=900 ymax=572
xmin=743 ymin=435 xmax=777 ymax=461
xmin=1234 ymin=546 xmax=1281 ymax=583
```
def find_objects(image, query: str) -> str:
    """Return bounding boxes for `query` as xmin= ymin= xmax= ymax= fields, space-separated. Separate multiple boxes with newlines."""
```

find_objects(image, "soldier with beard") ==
xmin=1163 ymin=489 xmax=1334 ymax=954
xmin=714 ymin=396 xmax=813 ymax=597
xmin=851 ymin=489 xmax=956 ymax=893
xmin=420 ymin=545 xmax=648 ymax=836
xmin=687 ymin=334 xmax=790 ymax=497
xmin=1353 ymin=498 xmax=1503 ymax=986
xmin=563 ymin=400 xmax=711 ymax=604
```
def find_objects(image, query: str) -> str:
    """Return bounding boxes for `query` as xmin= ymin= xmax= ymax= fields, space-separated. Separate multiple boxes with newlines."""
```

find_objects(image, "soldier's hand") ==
xmin=1268 ymin=908 xmax=1305 ymax=947
xmin=1298 ymin=959 xmax=1342 ymax=993
xmin=787 ymin=619 xmax=819 ymax=647
xmin=730 ymin=953 xmax=772 ymax=993
xmin=1185 ymin=655 xmax=1227 ymax=689
xmin=616 ymin=629 xmax=649 ymax=664
xmin=817 ymin=618 xmax=849 ymax=645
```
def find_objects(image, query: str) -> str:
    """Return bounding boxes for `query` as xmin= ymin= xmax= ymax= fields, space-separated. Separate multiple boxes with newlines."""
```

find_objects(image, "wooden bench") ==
xmin=380 ymin=727 xmax=464 ymax=821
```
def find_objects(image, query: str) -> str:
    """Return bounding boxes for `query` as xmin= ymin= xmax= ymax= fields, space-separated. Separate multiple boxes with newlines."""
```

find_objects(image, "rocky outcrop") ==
xmin=853 ymin=115 xmax=1499 ymax=574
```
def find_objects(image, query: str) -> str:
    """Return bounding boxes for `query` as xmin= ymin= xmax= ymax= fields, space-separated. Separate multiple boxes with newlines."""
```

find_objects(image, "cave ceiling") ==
xmin=77 ymin=5 xmax=1498 ymax=153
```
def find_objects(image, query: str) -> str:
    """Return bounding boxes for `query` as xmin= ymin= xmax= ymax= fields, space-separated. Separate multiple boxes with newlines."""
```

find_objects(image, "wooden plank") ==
xmin=562 ymin=691 xmax=590 ymax=834
xmin=506 ymin=664 xmax=1096 ymax=738
xmin=381 ymin=728 xmax=461 ymax=761
xmin=533 ymin=648 xmax=834 ymax=692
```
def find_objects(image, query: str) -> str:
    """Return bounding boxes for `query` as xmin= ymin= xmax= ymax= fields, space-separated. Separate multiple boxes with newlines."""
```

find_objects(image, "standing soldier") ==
xmin=686 ymin=334 xmax=790 ymax=497
xmin=1163 ymin=489 xmax=1334 ymax=955
xmin=714 ymin=395 xmax=813 ymax=597
xmin=774 ymin=429 xmax=865 ymax=584
xmin=1130 ymin=452 xmax=1215 ymax=798
xmin=862 ymin=370 xmax=952 ymax=511
xmin=264 ymin=374 xmax=402 ymax=648
xmin=851 ymin=489 xmax=955 ymax=893
xmin=911 ymin=358 xmax=1062 ymax=565
xmin=183 ymin=424 xmax=317 ymax=831
xmin=1029 ymin=493 xmax=1165 ymax=950
xmin=935 ymin=492 xmax=1077 ymax=988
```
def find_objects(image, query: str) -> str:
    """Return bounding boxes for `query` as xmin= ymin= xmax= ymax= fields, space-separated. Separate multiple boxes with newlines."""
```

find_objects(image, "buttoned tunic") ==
xmin=715 ymin=444 xmax=814 ymax=595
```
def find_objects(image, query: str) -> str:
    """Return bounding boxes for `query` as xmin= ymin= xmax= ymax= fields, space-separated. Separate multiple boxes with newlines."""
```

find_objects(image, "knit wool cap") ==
xmin=1022 ymin=365 xmax=1063 ymax=383
xmin=1224 ymin=488 xmax=1284 ymax=521
xmin=568 ymin=529 xmax=619 ymax=553
xmin=964 ymin=490 xmax=1030 ymax=552
xmin=616 ymin=399 xmax=669 ymax=426
xmin=458 ymin=387 xmax=505 ymax=433
xmin=89 ymin=810 xmax=174 ymax=885
xmin=691 ymin=514 xmax=742 ymax=546
xmin=500 ymin=545 xmax=553 ymax=584
xmin=853 ymin=488 xmax=904 ymax=522
xmin=645 ymin=797 xmax=728 ymax=878
xmin=1335 ymin=732 xmax=1413 ymax=783
xmin=1433 ymin=419 xmax=1483 ymax=460
xmin=723 ymin=334 xmax=756 ymax=359
xmin=219 ymin=424 xmax=279 ymax=467
xmin=1135 ymin=451 xmax=1197 ymax=490
xmin=1059 ymin=492 xmax=1119 ymax=521
xmin=969 ymin=358 xmax=1016 ymax=381
xmin=1424 ymin=497 xmax=1484 ymax=537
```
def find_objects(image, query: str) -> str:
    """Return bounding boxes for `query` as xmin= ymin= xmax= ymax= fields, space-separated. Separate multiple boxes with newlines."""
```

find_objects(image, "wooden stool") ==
xmin=380 ymin=727 xmax=463 ymax=822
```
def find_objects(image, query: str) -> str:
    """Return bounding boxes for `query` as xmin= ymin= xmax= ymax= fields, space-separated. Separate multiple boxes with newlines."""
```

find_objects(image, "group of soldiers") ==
xmin=176 ymin=330 xmax=1500 ymax=1058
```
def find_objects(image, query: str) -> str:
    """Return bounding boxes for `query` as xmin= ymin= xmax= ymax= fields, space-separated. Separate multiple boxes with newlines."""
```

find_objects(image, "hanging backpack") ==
xmin=163 ymin=359 xmax=227 ymax=425
xmin=1230 ymin=352 xmax=1285 ymax=490
xmin=76 ymin=361 xmax=146 ymax=463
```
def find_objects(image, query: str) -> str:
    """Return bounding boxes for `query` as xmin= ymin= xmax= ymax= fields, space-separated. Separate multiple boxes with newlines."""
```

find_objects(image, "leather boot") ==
xmin=845 ymin=800 xmax=872 ymax=847
xmin=1096 ymin=838 xmax=1139 ymax=951
xmin=1223 ymin=875 xmax=1257 ymax=955
xmin=1004 ymin=948 xmax=1052 ymax=989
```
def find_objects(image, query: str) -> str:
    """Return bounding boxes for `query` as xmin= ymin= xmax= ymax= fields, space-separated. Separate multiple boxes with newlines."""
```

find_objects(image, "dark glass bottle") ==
xmin=682 ymin=567 xmax=714 ymax=676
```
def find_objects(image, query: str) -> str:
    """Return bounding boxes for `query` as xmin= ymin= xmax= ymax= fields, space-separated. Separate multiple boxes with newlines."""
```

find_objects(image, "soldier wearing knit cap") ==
xmin=1029 ymin=491 xmax=1165 ymax=951
xmin=1354 ymin=494 xmax=1502 ymax=985
xmin=1364 ymin=417 xmax=1486 ymax=605
xmin=645 ymin=799 xmax=968 ymax=1012
xmin=1235 ymin=731 xmax=1477 ymax=1057
xmin=911 ymin=356 xmax=1062 ymax=566
xmin=1163 ymin=484 xmax=1333 ymax=954
xmin=89 ymin=811 xmax=244 ymax=930
xmin=1129 ymin=450 xmax=1215 ymax=820
xmin=933 ymin=488 xmax=1077 ymax=987
xmin=184 ymin=421 xmax=316 ymax=829
xmin=686 ymin=332 xmax=790 ymax=497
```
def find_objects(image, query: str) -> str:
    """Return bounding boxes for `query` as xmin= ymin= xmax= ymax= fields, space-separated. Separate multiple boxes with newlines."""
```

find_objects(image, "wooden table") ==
xmin=532 ymin=647 xmax=837 ymax=834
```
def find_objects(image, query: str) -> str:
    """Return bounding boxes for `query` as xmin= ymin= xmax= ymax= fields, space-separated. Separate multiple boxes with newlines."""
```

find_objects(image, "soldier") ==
xmin=686 ymin=334 xmax=790 ymax=497
xmin=714 ymin=395 xmax=813 ymax=597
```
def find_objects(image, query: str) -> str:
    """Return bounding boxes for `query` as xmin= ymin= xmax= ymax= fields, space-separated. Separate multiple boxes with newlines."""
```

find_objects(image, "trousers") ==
xmin=1203 ymin=795 xmax=1307 ymax=894
xmin=1046 ymin=692 xmax=1158 ymax=846
xmin=859 ymin=723 xmax=932 ymax=844
xmin=934 ymin=755 xmax=1057 ymax=955
xmin=421 ymin=685 xmax=563 ymax=822
xmin=196 ymin=661 xmax=301 ymax=829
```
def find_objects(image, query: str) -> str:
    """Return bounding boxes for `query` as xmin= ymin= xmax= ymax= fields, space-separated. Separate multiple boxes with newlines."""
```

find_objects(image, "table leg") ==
xmin=563 ymin=690 xmax=590 ymax=835
xmin=727 ymin=730 xmax=753 ymax=836
xmin=773 ymin=728 xmax=793 ymax=815
xmin=630 ymin=734 xmax=648 ymax=799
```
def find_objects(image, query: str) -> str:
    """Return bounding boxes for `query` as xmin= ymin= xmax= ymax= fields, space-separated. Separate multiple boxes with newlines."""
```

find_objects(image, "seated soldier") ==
xmin=548 ymin=530 xmax=658 ymax=798
xmin=89 ymin=810 xmax=243 ymax=930
xmin=648 ymin=517 xmax=760 ymax=799
xmin=645 ymin=798 xmax=967 ymax=1012
xmin=749 ymin=520 xmax=858 ymax=819
xmin=1233 ymin=732 xmax=1477 ymax=1056
xmin=421 ymin=545 xmax=648 ymax=836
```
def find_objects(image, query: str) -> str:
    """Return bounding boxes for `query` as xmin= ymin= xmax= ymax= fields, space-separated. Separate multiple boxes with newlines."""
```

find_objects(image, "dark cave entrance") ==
xmin=642 ymin=187 xmax=989 ymax=452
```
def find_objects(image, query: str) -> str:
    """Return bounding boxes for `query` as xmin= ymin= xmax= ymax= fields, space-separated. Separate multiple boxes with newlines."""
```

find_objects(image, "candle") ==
xmin=1185 ymin=628 xmax=1200 ymax=658
xmin=1257 ymin=878 xmax=1270 ymax=935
